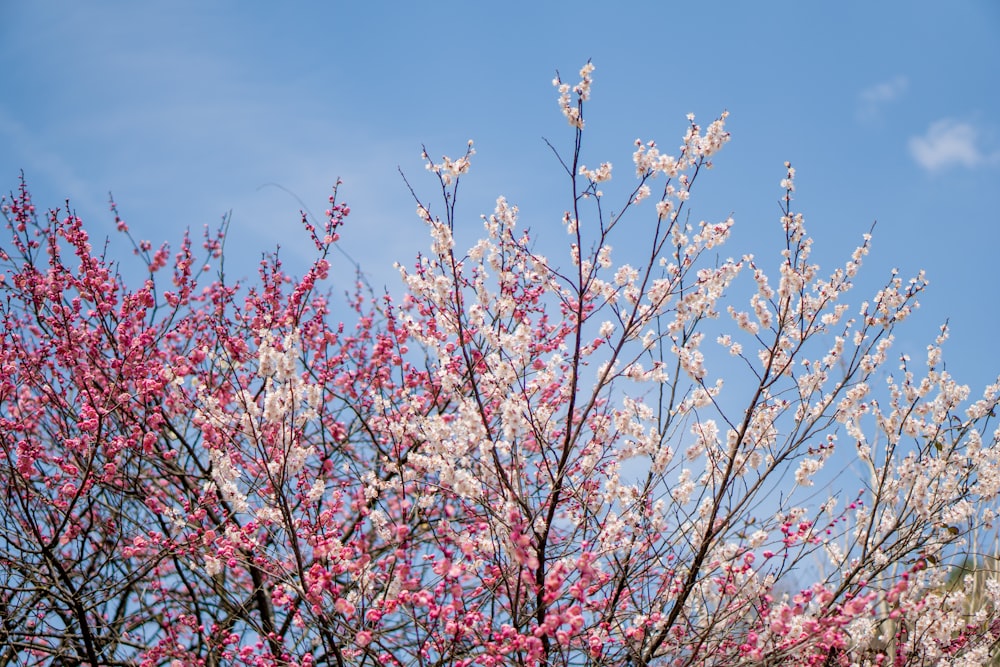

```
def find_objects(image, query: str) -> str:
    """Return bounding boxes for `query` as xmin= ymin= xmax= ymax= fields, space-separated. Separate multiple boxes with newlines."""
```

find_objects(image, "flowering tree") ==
xmin=2 ymin=63 xmax=999 ymax=667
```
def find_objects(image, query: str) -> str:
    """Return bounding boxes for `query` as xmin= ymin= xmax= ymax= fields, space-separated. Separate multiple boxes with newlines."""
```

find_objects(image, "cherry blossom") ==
xmin=2 ymin=64 xmax=999 ymax=667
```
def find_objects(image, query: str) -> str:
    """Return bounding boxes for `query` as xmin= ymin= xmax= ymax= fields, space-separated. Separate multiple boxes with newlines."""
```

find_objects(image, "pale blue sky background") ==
xmin=2 ymin=2 xmax=998 ymax=390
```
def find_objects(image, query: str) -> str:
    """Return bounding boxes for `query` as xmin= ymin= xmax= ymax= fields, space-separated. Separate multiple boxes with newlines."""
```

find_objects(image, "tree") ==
xmin=2 ymin=62 xmax=999 ymax=667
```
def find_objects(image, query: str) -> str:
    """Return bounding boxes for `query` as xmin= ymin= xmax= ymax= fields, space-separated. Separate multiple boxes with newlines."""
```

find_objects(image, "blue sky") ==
xmin=2 ymin=2 xmax=999 ymax=390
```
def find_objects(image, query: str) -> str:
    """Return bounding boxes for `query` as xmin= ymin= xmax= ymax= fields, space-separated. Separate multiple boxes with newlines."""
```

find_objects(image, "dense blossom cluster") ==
xmin=2 ymin=64 xmax=999 ymax=666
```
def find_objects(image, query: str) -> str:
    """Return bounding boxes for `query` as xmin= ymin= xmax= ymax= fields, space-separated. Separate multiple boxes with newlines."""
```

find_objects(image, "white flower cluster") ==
xmin=553 ymin=62 xmax=594 ymax=129
xmin=422 ymin=140 xmax=475 ymax=186
xmin=189 ymin=328 xmax=327 ymax=544
xmin=208 ymin=446 xmax=249 ymax=514
xmin=256 ymin=329 xmax=323 ymax=427
xmin=384 ymin=63 xmax=1000 ymax=664
xmin=579 ymin=162 xmax=612 ymax=184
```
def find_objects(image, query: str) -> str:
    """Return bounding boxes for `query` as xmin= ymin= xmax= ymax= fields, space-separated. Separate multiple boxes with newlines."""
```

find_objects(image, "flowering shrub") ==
xmin=2 ymin=63 xmax=999 ymax=666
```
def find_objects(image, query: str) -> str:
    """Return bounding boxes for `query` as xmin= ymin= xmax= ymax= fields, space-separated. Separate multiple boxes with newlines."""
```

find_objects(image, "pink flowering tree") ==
xmin=2 ymin=62 xmax=999 ymax=667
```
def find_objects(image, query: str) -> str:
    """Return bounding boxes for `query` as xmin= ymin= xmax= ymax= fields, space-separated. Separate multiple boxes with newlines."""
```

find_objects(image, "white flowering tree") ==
xmin=1 ymin=62 xmax=999 ymax=666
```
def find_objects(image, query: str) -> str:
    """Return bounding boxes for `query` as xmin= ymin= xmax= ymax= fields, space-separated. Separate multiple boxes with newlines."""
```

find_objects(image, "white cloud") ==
xmin=857 ymin=76 xmax=908 ymax=122
xmin=908 ymin=119 xmax=998 ymax=172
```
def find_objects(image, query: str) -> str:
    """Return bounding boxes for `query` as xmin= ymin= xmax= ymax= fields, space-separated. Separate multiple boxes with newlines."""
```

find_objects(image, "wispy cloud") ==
xmin=908 ymin=119 xmax=998 ymax=172
xmin=857 ymin=76 xmax=908 ymax=122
